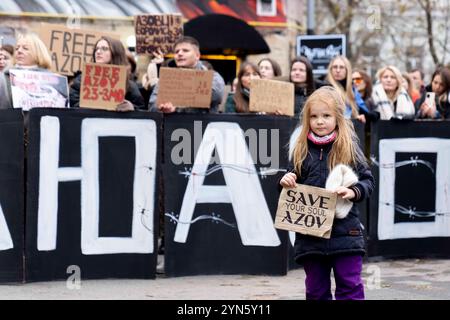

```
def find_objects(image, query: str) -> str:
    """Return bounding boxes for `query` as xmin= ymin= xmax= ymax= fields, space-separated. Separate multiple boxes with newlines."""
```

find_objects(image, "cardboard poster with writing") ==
xmin=135 ymin=14 xmax=183 ymax=55
xmin=275 ymin=184 xmax=336 ymax=239
xmin=157 ymin=67 xmax=213 ymax=109
xmin=249 ymin=79 xmax=294 ymax=116
xmin=80 ymin=63 xmax=127 ymax=111
xmin=38 ymin=23 xmax=119 ymax=76
xmin=9 ymin=69 xmax=69 ymax=111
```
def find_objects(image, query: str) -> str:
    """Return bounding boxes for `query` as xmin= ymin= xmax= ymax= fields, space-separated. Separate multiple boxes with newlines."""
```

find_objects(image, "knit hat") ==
xmin=325 ymin=164 xmax=359 ymax=219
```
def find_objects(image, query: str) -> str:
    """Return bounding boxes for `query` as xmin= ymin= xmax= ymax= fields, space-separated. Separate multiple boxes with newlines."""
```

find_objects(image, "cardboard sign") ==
xmin=9 ymin=69 xmax=69 ymax=111
xmin=275 ymin=184 xmax=336 ymax=239
xmin=249 ymin=79 xmax=294 ymax=116
xmin=157 ymin=67 xmax=213 ymax=109
xmin=80 ymin=63 xmax=127 ymax=111
xmin=38 ymin=23 xmax=119 ymax=76
xmin=135 ymin=14 xmax=183 ymax=55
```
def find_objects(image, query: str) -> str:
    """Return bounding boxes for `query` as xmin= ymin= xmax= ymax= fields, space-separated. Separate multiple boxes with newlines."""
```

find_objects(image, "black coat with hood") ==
xmin=280 ymin=139 xmax=374 ymax=262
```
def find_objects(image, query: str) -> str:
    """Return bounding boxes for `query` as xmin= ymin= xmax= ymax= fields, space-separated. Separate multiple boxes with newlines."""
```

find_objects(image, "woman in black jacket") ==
xmin=289 ymin=57 xmax=323 ymax=119
xmin=69 ymin=36 xmax=145 ymax=111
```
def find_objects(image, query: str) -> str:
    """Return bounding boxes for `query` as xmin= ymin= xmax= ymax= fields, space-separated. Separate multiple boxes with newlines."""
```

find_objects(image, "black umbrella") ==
xmin=184 ymin=14 xmax=270 ymax=56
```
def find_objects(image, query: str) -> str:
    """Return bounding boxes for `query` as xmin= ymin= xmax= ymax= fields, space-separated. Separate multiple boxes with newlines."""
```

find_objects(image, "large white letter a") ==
xmin=173 ymin=122 xmax=280 ymax=246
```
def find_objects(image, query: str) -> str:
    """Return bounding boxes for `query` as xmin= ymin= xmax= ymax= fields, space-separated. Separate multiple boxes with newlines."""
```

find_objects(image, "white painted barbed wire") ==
xmin=139 ymin=206 xmax=153 ymax=233
xmin=372 ymin=154 xmax=445 ymax=218
xmin=370 ymin=155 xmax=435 ymax=174
xmin=179 ymin=164 xmax=287 ymax=179
xmin=135 ymin=164 xmax=156 ymax=233
xmin=165 ymin=212 xmax=237 ymax=228
xmin=380 ymin=202 xmax=450 ymax=218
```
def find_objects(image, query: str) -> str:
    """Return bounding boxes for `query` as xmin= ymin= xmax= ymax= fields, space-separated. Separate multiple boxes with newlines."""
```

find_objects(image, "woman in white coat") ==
xmin=372 ymin=65 xmax=415 ymax=120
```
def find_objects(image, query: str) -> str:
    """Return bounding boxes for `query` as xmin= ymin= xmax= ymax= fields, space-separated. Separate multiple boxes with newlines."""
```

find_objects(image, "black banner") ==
xmin=0 ymin=110 xmax=24 ymax=283
xmin=368 ymin=120 xmax=450 ymax=257
xmin=26 ymin=108 xmax=162 ymax=281
xmin=163 ymin=114 xmax=291 ymax=276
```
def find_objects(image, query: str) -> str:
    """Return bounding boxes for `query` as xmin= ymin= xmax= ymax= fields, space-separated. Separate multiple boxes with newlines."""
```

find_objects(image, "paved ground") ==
xmin=1 ymin=257 xmax=450 ymax=300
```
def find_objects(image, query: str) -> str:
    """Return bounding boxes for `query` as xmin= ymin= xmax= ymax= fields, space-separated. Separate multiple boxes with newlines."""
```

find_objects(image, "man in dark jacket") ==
xmin=148 ymin=36 xmax=224 ymax=114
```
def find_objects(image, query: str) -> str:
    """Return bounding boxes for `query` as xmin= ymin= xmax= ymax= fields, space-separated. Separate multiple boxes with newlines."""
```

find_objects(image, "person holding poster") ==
xmin=279 ymin=86 xmax=374 ymax=300
xmin=70 ymin=36 xmax=145 ymax=111
xmin=148 ymin=36 xmax=224 ymax=113
xmin=0 ymin=33 xmax=52 ymax=109
xmin=224 ymin=62 xmax=261 ymax=113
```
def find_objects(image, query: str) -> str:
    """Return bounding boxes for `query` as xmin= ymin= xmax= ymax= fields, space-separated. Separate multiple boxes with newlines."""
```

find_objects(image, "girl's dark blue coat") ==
xmin=281 ymin=139 xmax=374 ymax=262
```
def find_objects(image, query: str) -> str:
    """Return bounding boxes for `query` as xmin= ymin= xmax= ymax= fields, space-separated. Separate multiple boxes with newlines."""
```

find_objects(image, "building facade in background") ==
xmin=1 ymin=0 xmax=448 ymax=82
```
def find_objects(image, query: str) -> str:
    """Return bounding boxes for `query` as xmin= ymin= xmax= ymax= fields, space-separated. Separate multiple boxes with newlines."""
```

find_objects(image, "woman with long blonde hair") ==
xmin=0 ymin=32 xmax=53 ymax=109
xmin=279 ymin=86 xmax=374 ymax=300
xmin=326 ymin=56 xmax=368 ymax=123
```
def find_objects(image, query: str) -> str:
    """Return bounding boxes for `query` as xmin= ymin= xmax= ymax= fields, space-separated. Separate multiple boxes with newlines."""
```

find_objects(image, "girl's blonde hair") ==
xmin=376 ymin=65 xmax=403 ymax=101
xmin=325 ymin=55 xmax=358 ymax=118
xmin=293 ymin=86 xmax=363 ymax=175
xmin=14 ymin=33 xmax=52 ymax=69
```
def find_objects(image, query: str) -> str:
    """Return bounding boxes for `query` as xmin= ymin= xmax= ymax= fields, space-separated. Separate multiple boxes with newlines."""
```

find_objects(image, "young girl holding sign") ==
xmin=279 ymin=86 xmax=374 ymax=300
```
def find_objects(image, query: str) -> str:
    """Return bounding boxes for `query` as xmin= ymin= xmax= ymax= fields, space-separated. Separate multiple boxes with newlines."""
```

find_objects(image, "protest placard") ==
xmin=38 ymin=23 xmax=119 ymax=76
xmin=275 ymin=184 xmax=336 ymax=239
xmin=249 ymin=79 xmax=294 ymax=116
xmin=157 ymin=67 xmax=213 ymax=108
xmin=80 ymin=63 xmax=127 ymax=111
xmin=9 ymin=69 xmax=69 ymax=111
xmin=135 ymin=14 xmax=183 ymax=55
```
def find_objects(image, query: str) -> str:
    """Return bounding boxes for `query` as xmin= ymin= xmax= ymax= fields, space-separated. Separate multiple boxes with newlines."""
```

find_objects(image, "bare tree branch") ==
xmin=441 ymin=0 xmax=450 ymax=64
xmin=321 ymin=0 xmax=340 ymax=22
xmin=352 ymin=30 xmax=379 ymax=63
xmin=324 ymin=8 xmax=354 ymax=34
xmin=417 ymin=0 xmax=427 ymax=10
xmin=422 ymin=0 xmax=440 ymax=64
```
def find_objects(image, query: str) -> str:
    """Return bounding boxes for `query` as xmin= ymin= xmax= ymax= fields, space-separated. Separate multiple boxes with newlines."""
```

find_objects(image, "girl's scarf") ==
xmin=307 ymin=130 xmax=337 ymax=145
xmin=372 ymin=83 xmax=394 ymax=120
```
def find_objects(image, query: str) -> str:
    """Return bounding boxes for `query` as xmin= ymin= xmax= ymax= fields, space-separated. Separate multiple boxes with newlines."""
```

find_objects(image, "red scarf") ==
xmin=307 ymin=130 xmax=337 ymax=145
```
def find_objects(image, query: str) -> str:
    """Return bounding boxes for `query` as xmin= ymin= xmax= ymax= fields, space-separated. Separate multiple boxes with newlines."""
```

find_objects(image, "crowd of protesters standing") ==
xmin=0 ymin=31 xmax=449 ymax=122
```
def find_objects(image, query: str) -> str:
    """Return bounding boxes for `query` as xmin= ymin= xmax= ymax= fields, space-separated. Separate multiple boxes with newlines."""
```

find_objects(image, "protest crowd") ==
xmin=1 ymin=26 xmax=449 ymax=119
xmin=1 ymin=9 xmax=450 ymax=302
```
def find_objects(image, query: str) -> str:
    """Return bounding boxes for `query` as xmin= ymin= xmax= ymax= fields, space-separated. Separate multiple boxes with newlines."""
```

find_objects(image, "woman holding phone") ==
xmin=415 ymin=68 xmax=450 ymax=119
